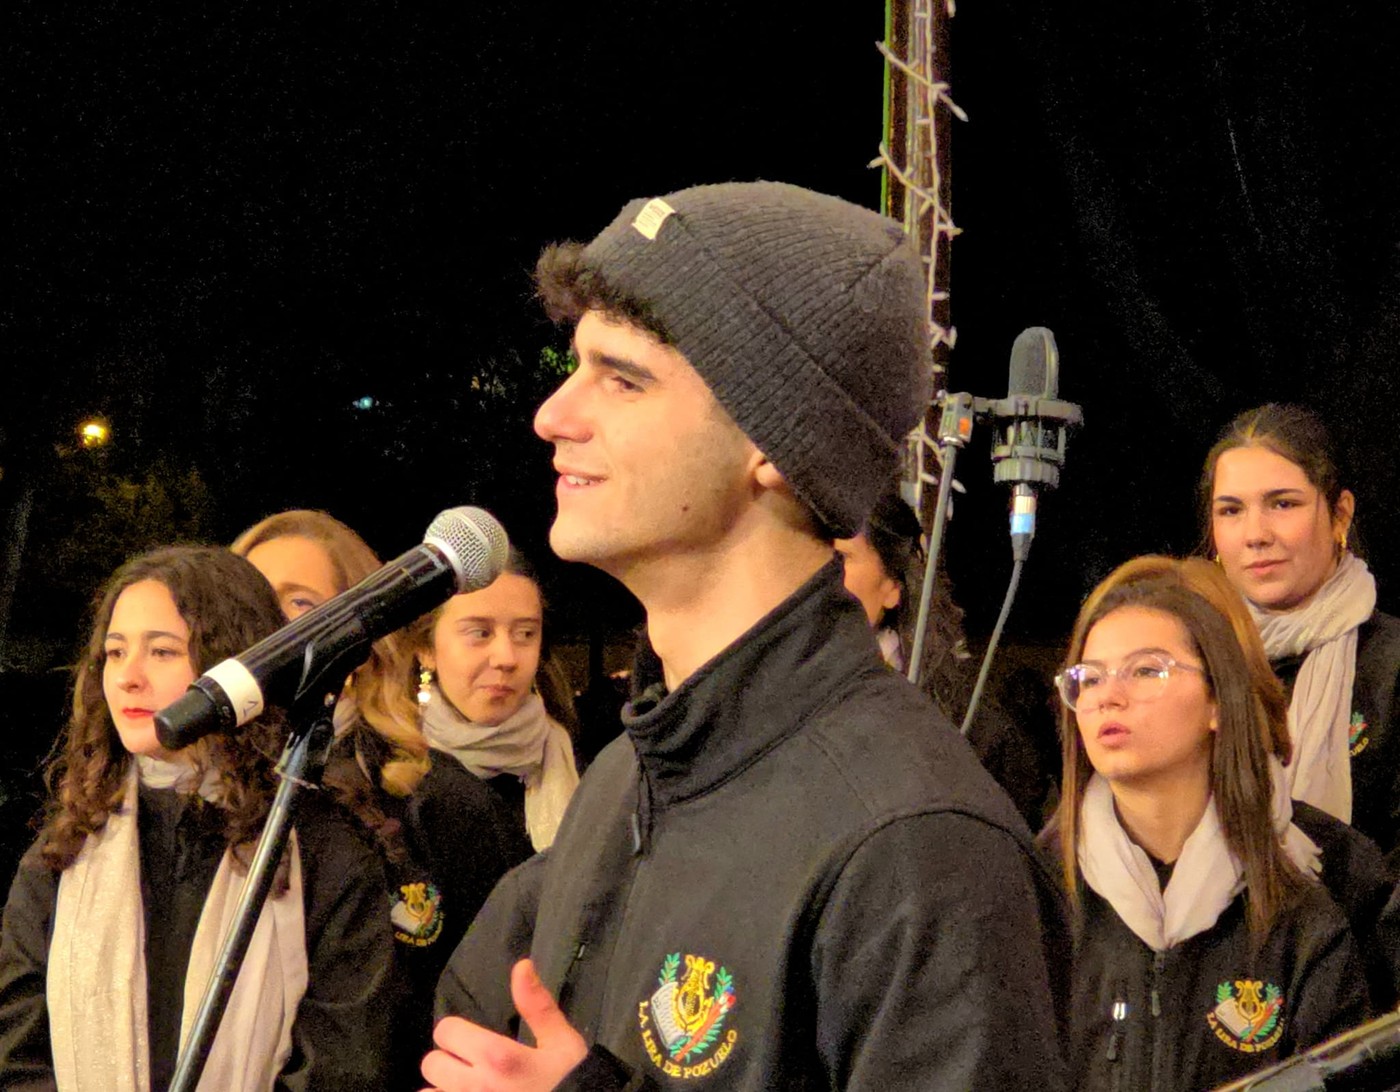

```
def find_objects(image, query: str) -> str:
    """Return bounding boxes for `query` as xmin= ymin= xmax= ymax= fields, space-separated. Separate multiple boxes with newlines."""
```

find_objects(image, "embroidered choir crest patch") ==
xmin=390 ymin=881 xmax=443 ymax=946
xmin=1350 ymin=711 xmax=1370 ymax=756
xmin=1208 ymin=979 xmax=1284 ymax=1052
xmin=637 ymin=952 xmax=738 ymax=1079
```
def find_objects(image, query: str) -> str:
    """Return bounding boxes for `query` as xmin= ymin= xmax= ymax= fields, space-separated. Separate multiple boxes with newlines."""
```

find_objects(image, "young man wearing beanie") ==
xmin=425 ymin=182 xmax=1067 ymax=1091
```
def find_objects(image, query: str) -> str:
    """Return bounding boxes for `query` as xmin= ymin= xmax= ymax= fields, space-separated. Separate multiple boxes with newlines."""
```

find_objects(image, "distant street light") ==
xmin=79 ymin=419 xmax=110 ymax=448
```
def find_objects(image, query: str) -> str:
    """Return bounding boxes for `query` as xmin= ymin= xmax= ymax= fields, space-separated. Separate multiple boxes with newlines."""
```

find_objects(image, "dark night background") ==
xmin=2 ymin=2 xmax=1399 ymax=859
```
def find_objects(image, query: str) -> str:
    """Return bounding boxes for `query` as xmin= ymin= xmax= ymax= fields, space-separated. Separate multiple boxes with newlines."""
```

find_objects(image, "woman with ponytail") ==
xmin=1202 ymin=403 xmax=1400 ymax=856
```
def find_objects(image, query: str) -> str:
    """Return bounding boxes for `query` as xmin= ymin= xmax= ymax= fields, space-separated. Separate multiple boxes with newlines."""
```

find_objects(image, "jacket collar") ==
xmin=622 ymin=558 xmax=883 ymax=809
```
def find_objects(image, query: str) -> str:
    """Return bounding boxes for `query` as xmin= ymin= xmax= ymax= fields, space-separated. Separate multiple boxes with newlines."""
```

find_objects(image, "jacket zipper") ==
xmin=1105 ymin=995 xmax=1128 ymax=1092
xmin=1148 ymin=950 xmax=1166 ymax=1089
xmin=632 ymin=766 xmax=654 ymax=857
xmin=1106 ymin=997 xmax=1128 ymax=1061
xmin=559 ymin=766 xmax=653 ymax=1033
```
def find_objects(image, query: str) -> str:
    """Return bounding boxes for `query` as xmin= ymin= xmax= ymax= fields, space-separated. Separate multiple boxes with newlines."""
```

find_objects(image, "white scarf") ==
xmin=876 ymin=627 xmax=904 ymax=672
xmin=420 ymin=689 xmax=579 ymax=851
xmin=134 ymin=753 xmax=221 ymax=796
xmin=1249 ymin=553 xmax=1376 ymax=823
xmin=47 ymin=764 xmax=308 ymax=1092
xmin=1077 ymin=762 xmax=1319 ymax=952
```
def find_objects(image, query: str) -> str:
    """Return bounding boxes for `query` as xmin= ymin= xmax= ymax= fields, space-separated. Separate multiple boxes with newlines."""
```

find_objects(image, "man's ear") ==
xmin=751 ymin=453 xmax=821 ymax=535
xmin=752 ymin=454 xmax=787 ymax=492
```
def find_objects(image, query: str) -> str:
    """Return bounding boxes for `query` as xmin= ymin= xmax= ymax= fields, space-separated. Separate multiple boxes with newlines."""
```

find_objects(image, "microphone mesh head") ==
xmin=1007 ymin=326 xmax=1059 ymax=399
xmin=424 ymin=507 xmax=510 ymax=592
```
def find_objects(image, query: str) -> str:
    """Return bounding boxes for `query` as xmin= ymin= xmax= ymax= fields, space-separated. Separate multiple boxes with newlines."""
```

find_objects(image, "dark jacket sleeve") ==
xmin=1287 ymin=891 xmax=1373 ymax=1052
xmin=557 ymin=1044 xmax=657 ymax=1092
xmin=1376 ymin=648 xmax=1400 ymax=864
xmin=811 ymin=812 xmax=1068 ymax=1092
xmin=435 ymin=851 xmax=548 ymax=1033
xmin=277 ymin=802 xmax=399 ymax=1092
xmin=1291 ymin=800 xmax=1400 ymax=1009
xmin=1351 ymin=613 xmax=1400 ymax=858
xmin=0 ymin=844 xmax=58 ymax=1092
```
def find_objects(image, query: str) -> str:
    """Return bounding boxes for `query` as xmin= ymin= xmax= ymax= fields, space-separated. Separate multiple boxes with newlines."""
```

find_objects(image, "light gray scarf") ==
xmin=1249 ymin=553 xmax=1376 ymax=823
xmin=47 ymin=762 xmax=307 ymax=1092
xmin=420 ymin=688 xmax=579 ymax=850
xmin=1078 ymin=761 xmax=1319 ymax=952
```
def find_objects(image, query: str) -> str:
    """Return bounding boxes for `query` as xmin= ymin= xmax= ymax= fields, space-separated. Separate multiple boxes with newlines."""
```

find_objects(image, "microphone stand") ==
xmin=906 ymin=388 xmax=1081 ymax=736
xmin=167 ymin=680 xmax=345 ymax=1092
xmin=907 ymin=391 xmax=980 ymax=688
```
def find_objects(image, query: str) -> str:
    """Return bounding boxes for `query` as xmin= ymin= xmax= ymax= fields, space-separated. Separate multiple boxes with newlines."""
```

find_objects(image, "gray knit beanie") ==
xmin=581 ymin=181 xmax=930 ymax=538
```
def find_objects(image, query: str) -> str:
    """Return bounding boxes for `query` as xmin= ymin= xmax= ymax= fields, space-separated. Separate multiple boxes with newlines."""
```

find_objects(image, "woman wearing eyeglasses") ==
xmin=1048 ymin=555 xmax=1369 ymax=1091
xmin=1202 ymin=403 xmax=1400 ymax=857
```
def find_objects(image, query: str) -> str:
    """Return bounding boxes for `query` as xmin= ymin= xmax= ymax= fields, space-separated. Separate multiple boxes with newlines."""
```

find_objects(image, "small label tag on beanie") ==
xmin=631 ymin=198 xmax=676 ymax=241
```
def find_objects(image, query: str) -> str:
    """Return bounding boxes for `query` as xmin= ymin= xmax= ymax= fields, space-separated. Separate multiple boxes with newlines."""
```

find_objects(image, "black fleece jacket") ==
xmin=1273 ymin=611 xmax=1400 ymax=856
xmin=1069 ymin=882 xmax=1370 ymax=1091
xmin=362 ymin=747 xmax=532 ymax=1092
xmin=0 ymin=786 xmax=397 ymax=1092
xmin=439 ymin=561 xmax=1069 ymax=1091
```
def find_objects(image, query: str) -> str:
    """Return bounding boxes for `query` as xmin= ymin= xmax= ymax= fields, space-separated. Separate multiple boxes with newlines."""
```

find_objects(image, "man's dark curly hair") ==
xmin=41 ymin=545 xmax=291 ymax=874
xmin=535 ymin=241 xmax=674 ymax=343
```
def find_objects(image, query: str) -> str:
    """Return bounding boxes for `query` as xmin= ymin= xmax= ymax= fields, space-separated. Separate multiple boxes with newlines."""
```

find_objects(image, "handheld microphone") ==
xmin=155 ymin=506 xmax=509 ymax=750
xmin=988 ymin=327 xmax=1082 ymax=560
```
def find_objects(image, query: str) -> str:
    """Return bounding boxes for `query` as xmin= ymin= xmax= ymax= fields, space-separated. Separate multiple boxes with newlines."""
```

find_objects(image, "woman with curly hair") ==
xmin=0 ymin=545 xmax=394 ymax=1091
xmin=1047 ymin=555 xmax=1368 ymax=1090
xmin=233 ymin=510 xmax=530 ymax=1090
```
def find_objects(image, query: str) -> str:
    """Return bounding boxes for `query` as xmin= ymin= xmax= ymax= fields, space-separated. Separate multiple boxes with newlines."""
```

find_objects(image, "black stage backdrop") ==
xmin=950 ymin=0 xmax=1400 ymax=638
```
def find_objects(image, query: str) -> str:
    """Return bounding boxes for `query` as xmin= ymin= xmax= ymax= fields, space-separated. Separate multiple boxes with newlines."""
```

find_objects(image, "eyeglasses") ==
xmin=1054 ymin=651 xmax=1207 ymax=711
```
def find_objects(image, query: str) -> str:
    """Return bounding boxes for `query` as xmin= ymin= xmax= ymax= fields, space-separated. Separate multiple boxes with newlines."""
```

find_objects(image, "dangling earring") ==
xmin=1212 ymin=554 xmax=1223 ymax=567
xmin=1339 ymin=529 xmax=1350 ymax=555
xmin=417 ymin=666 xmax=434 ymax=706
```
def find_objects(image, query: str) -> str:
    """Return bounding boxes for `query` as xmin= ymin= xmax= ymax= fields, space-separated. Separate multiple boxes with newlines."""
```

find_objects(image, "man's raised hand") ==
xmin=421 ymin=959 xmax=588 ymax=1092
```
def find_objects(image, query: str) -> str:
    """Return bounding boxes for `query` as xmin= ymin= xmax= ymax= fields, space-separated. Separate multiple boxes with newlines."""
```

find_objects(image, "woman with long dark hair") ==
xmin=1202 ymin=403 xmax=1400 ymax=856
xmin=0 ymin=545 xmax=394 ymax=1090
xmin=1049 ymin=555 xmax=1368 ymax=1090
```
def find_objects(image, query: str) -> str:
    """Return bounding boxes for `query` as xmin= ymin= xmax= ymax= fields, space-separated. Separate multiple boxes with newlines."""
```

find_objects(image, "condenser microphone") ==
xmin=988 ymin=327 xmax=1081 ymax=560
xmin=155 ymin=506 xmax=509 ymax=750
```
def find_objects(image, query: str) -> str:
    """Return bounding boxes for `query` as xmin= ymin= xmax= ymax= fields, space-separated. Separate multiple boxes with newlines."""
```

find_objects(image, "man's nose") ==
xmin=534 ymin=369 xmax=590 ymax=445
